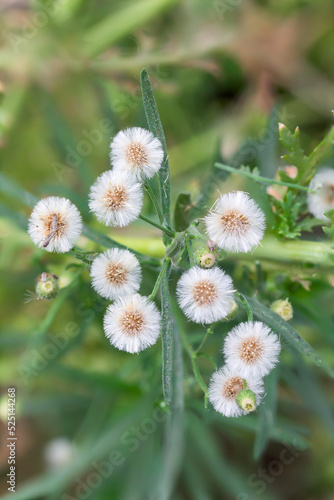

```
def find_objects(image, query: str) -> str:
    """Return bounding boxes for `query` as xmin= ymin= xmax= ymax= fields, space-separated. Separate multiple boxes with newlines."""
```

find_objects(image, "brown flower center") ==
xmin=192 ymin=280 xmax=217 ymax=306
xmin=104 ymin=186 xmax=127 ymax=210
xmin=239 ymin=336 xmax=264 ymax=363
xmin=106 ymin=263 xmax=127 ymax=285
xmin=126 ymin=143 xmax=148 ymax=169
xmin=222 ymin=376 xmax=245 ymax=399
xmin=220 ymin=209 xmax=250 ymax=233
xmin=120 ymin=309 xmax=145 ymax=335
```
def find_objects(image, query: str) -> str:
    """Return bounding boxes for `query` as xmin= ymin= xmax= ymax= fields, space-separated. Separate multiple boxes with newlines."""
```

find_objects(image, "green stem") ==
xmin=179 ymin=323 xmax=209 ymax=407
xmin=215 ymin=163 xmax=314 ymax=192
xmin=139 ymin=214 xmax=175 ymax=238
xmin=144 ymin=183 xmax=164 ymax=224
xmin=185 ymin=235 xmax=195 ymax=266
xmin=148 ymin=258 xmax=171 ymax=301
xmin=235 ymin=292 xmax=253 ymax=322
xmin=195 ymin=324 xmax=216 ymax=355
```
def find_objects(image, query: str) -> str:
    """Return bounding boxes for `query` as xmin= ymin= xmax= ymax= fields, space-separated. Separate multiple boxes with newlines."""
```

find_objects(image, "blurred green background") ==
xmin=1 ymin=0 xmax=334 ymax=499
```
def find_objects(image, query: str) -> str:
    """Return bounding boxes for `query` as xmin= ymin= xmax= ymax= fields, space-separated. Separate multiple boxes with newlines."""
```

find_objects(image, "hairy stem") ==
xmin=215 ymin=163 xmax=314 ymax=192
xmin=148 ymin=257 xmax=171 ymax=301
xmin=139 ymin=214 xmax=176 ymax=238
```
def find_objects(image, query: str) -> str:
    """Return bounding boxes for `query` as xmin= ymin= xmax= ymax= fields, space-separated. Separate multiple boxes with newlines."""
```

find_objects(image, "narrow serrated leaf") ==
xmin=160 ymin=259 xmax=174 ymax=404
xmin=141 ymin=69 xmax=171 ymax=237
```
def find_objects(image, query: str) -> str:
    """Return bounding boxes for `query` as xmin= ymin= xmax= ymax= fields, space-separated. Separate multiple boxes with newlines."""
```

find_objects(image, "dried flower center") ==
xmin=239 ymin=336 xmax=264 ymax=363
xmin=106 ymin=263 xmax=127 ymax=285
xmin=192 ymin=280 xmax=217 ymax=306
xmin=126 ymin=143 xmax=148 ymax=168
xmin=104 ymin=186 xmax=128 ymax=210
xmin=120 ymin=309 xmax=145 ymax=335
xmin=220 ymin=209 xmax=250 ymax=233
xmin=222 ymin=376 xmax=244 ymax=399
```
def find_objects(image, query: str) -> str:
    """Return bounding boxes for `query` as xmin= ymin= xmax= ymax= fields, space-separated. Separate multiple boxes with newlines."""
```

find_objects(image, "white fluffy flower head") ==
xmin=28 ymin=196 xmax=82 ymax=253
xmin=103 ymin=294 xmax=161 ymax=354
xmin=208 ymin=365 xmax=264 ymax=418
xmin=204 ymin=191 xmax=265 ymax=253
xmin=308 ymin=168 xmax=334 ymax=221
xmin=89 ymin=170 xmax=143 ymax=227
xmin=224 ymin=321 xmax=281 ymax=378
xmin=110 ymin=127 xmax=164 ymax=180
xmin=176 ymin=266 xmax=234 ymax=325
xmin=90 ymin=248 xmax=142 ymax=300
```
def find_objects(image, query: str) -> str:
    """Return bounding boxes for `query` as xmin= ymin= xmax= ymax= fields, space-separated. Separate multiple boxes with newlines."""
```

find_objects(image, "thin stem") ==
xmin=139 ymin=214 xmax=175 ymax=238
xmin=195 ymin=324 xmax=216 ymax=354
xmin=179 ymin=323 xmax=209 ymax=407
xmin=148 ymin=258 xmax=171 ymax=302
xmin=144 ymin=183 xmax=164 ymax=224
xmin=235 ymin=292 xmax=253 ymax=322
xmin=215 ymin=163 xmax=314 ymax=193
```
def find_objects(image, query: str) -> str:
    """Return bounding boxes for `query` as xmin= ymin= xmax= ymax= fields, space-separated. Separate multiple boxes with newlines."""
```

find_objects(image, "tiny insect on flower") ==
xmin=176 ymin=266 xmax=234 ymax=324
xmin=88 ymin=170 xmax=143 ymax=227
xmin=204 ymin=191 xmax=266 ymax=253
xmin=90 ymin=248 xmax=142 ymax=300
xmin=208 ymin=365 xmax=264 ymax=418
xmin=110 ymin=127 xmax=164 ymax=180
xmin=28 ymin=197 xmax=83 ymax=253
xmin=223 ymin=321 xmax=281 ymax=378
xmin=103 ymin=294 xmax=161 ymax=353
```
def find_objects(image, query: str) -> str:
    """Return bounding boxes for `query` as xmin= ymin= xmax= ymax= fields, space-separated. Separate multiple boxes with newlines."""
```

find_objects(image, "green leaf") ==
xmin=173 ymin=191 xmax=192 ymax=231
xmin=160 ymin=259 xmax=174 ymax=404
xmin=0 ymin=172 xmax=38 ymax=208
xmin=141 ymin=69 xmax=171 ymax=238
xmin=84 ymin=0 xmax=181 ymax=57
xmin=253 ymin=367 xmax=279 ymax=459
xmin=245 ymin=296 xmax=334 ymax=377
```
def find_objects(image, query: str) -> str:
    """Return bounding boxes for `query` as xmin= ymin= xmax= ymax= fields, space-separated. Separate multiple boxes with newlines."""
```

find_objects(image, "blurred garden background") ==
xmin=1 ymin=0 xmax=334 ymax=499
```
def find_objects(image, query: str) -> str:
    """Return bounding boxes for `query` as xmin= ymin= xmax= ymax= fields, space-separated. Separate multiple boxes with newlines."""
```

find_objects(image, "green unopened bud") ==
xmin=224 ymin=300 xmax=238 ymax=321
xmin=36 ymin=273 xmax=59 ymax=300
xmin=270 ymin=298 xmax=293 ymax=321
xmin=195 ymin=245 xmax=217 ymax=269
xmin=236 ymin=388 xmax=257 ymax=413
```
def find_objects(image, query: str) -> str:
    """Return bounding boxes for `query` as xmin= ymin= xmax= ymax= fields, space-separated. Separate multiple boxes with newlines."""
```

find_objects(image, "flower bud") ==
xmin=270 ymin=298 xmax=293 ymax=321
xmin=36 ymin=273 xmax=59 ymax=300
xmin=224 ymin=300 xmax=238 ymax=321
xmin=195 ymin=245 xmax=217 ymax=269
xmin=236 ymin=388 xmax=257 ymax=413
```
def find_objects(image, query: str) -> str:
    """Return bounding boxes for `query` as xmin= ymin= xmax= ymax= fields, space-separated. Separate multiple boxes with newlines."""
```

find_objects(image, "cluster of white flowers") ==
xmin=28 ymin=127 xmax=165 ymax=354
xmin=27 ymin=121 xmax=284 ymax=413
xmin=92 ymin=127 xmax=164 ymax=353
xmin=89 ymin=127 xmax=164 ymax=227
xmin=175 ymin=190 xmax=281 ymax=417
xmin=208 ymin=321 xmax=281 ymax=418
